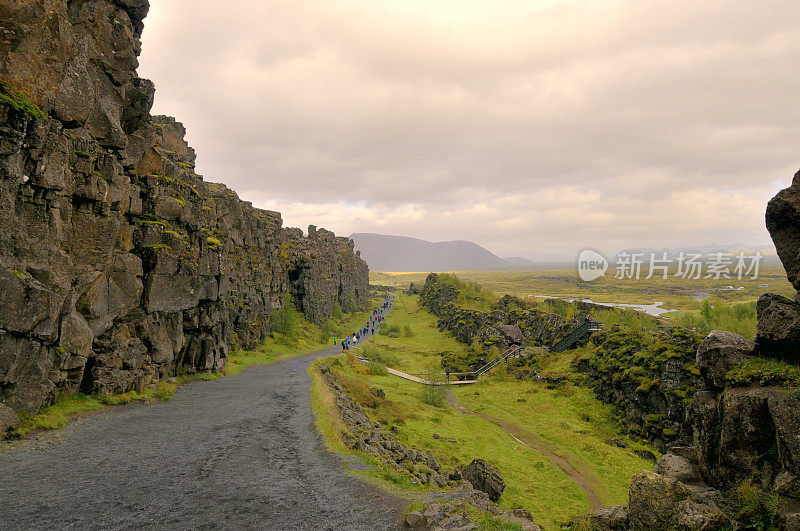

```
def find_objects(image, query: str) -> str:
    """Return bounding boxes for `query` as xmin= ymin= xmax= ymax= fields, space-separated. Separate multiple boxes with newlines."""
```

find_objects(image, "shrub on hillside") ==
xmin=361 ymin=347 xmax=400 ymax=367
xmin=331 ymin=302 xmax=345 ymax=322
xmin=368 ymin=361 xmax=389 ymax=376
xmin=270 ymin=293 xmax=302 ymax=342
xmin=419 ymin=384 xmax=447 ymax=408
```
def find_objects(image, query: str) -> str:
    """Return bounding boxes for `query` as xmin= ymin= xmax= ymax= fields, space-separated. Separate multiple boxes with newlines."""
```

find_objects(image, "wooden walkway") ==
xmin=355 ymin=356 xmax=477 ymax=385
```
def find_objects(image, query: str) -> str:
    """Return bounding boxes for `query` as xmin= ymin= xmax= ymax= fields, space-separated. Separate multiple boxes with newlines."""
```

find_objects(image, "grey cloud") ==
xmin=138 ymin=0 xmax=798 ymax=254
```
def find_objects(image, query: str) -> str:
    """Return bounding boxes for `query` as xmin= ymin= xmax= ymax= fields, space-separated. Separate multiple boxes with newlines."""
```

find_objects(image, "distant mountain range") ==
xmin=350 ymin=233 xmax=543 ymax=272
xmin=497 ymin=249 xmax=575 ymax=263
xmin=349 ymin=233 xmax=778 ymax=272
xmin=616 ymin=243 xmax=777 ymax=259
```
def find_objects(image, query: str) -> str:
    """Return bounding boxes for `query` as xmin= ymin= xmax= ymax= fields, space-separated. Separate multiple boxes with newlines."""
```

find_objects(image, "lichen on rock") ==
xmin=0 ymin=0 xmax=368 ymax=419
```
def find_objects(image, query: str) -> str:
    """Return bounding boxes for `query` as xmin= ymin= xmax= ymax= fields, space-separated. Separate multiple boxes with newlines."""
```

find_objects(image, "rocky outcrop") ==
xmin=627 ymin=471 xmax=730 ymax=530
xmin=463 ymin=458 xmax=506 ymax=502
xmin=0 ymin=0 xmax=368 ymax=419
xmin=0 ymin=403 xmax=19 ymax=435
xmin=419 ymin=275 xmax=592 ymax=374
xmin=611 ymin=168 xmax=800 ymax=528
xmin=696 ymin=330 xmax=754 ymax=390
xmin=754 ymin=293 xmax=800 ymax=361
xmin=405 ymin=488 xmax=541 ymax=531
xmin=575 ymin=326 xmax=701 ymax=448
xmin=602 ymin=329 xmax=797 ymax=528
xmin=282 ymin=225 xmax=369 ymax=325
xmin=766 ymin=169 xmax=800 ymax=292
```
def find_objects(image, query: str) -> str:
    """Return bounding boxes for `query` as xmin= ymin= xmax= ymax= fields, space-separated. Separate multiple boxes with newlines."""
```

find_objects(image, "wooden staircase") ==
xmin=549 ymin=318 xmax=602 ymax=353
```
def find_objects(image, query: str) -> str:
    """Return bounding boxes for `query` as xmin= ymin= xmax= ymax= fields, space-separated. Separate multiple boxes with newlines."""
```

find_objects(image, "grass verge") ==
xmin=11 ymin=305 xmax=376 ymax=439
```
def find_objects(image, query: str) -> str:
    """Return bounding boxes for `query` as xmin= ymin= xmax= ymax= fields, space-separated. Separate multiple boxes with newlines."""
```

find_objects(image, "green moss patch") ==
xmin=0 ymin=80 xmax=47 ymax=119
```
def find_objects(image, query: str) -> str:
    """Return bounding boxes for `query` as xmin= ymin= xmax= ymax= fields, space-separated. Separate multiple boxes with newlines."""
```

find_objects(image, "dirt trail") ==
xmin=447 ymin=391 xmax=605 ymax=511
xmin=0 ymin=346 xmax=406 ymax=530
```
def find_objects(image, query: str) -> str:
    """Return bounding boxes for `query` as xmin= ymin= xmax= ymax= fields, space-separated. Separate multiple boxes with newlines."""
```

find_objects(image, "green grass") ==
xmin=371 ymin=264 xmax=794 ymax=314
xmin=452 ymin=372 xmax=658 ymax=507
xmin=14 ymin=393 xmax=105 ymax=436
xmin=727 ymin=357 xmax=800 ymax=388
xmin=13 ymin=382 xmax=179 ymax=437
xmin=0 ymin=79 xmax=47 ymax=119
xmin=329 ymin=355 xmax=590 ymax=528
xmin=354 ymin=293 xmax=472 ymax=376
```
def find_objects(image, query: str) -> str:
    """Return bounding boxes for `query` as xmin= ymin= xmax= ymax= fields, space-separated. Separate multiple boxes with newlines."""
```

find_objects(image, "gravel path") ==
xmin=0 ymin=345 xmax=407 ymax=530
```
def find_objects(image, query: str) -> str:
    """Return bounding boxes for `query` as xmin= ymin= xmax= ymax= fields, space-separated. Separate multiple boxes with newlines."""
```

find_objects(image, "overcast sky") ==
xmin=138 ymin=0 xmax=798 ymax=257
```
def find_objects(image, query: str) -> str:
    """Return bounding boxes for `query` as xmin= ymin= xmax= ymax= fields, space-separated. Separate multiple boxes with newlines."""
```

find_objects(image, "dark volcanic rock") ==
xmin=696 ymin=330 xmax=754 ymax=390
xmin=0 ymin=0 xmax=368 ymax=419
xmin=628 ymin=472 xmax=729 ymax=530
xmin=587 ymin=505 xmax=629 ymax=530
xmin=654 ymin=453 xmax=701 ymax=484
xmin=0 ymin=402 xmax=19 ymax=435
xmin=496 ymin=323 xmax=524 ymax=344
xmin=755 ymin=293 xmax=800 ymax=360
xmin=463 ymin=458 xmax=505 ymax=502
xmin=766 ymin=169 xmax=800 ymax=292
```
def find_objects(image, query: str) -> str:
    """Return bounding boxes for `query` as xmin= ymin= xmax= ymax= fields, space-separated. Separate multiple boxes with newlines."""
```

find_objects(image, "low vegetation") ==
xmin=0 ymin=79 xmax=47 ymax=119
xmin=315 ymin=294 xmax=659 ymax=528
xmin=13 ymin=383 xmax=178 ymax=437
xmin=726 ymin=356 xmax=800 ymax=388
xmin=671 ymin=300 xmax=758 ymax=339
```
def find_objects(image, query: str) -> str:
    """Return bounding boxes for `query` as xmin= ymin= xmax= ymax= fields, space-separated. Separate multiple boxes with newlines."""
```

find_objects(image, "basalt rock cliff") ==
xmin=589 ymin=171 xmax=800 ymax=530
xmin=0 ymin=0 xmax=368 ymax=423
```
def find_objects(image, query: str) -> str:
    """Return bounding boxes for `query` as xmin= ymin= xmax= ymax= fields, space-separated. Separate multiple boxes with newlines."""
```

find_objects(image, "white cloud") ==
xmin=138 ymin=0 xmax=799 ymax=255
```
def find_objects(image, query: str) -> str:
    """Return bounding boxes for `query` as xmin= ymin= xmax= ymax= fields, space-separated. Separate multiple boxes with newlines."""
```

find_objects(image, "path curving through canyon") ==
xmin=0 ymin=346 xmax=406 ymax=530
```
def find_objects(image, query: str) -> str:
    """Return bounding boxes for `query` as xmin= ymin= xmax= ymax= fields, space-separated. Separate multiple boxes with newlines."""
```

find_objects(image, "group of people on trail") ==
xmin=341 ymin=296 xmax=393 ymax=351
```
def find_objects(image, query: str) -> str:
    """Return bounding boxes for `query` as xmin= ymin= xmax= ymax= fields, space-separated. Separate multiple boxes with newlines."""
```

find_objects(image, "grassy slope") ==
xmin=453 ymin=369 xmax=657 ymax=506
xmin=330 ymin=293 xmax=656 ymax=528
xmin=13 ymin=305 xmax=376 ymax=438
xmin=357 ymin=293 xmax=467 ymax=375
xmin=327 ymin=354 xmax=587 ymax=529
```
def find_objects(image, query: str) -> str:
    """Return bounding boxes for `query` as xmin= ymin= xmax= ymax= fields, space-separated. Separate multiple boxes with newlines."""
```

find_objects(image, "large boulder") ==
xmin=587 ymin=505 xmax=629 ymax=530
xmin=696 ymin=330 xmax=753 ymax=390
xmin=766 ymin=169 xmax=800 ymax=292
xmin=755 ymin=293 xmax=800 ymax=360
xmin=628 ymin=471 xmax=729 ymax=530
xmin=497 ymin=323 xmax=524 ymax=344
xmin=655 ymin=453 xmax=701 ymax=484
xmin=462 ymin=459 xmax=505 ymax=502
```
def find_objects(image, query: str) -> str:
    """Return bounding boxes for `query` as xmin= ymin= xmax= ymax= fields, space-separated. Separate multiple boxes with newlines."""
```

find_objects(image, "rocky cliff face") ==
xmin=575 ymin=326 xmax=701 ymax=449
xmin=0 ymin=0 xmax=368 ymax=419
xmin=595 ymin=171 xmax=800 ymax=530
xmin=419 ymin=274 xmax=587 ymax=352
